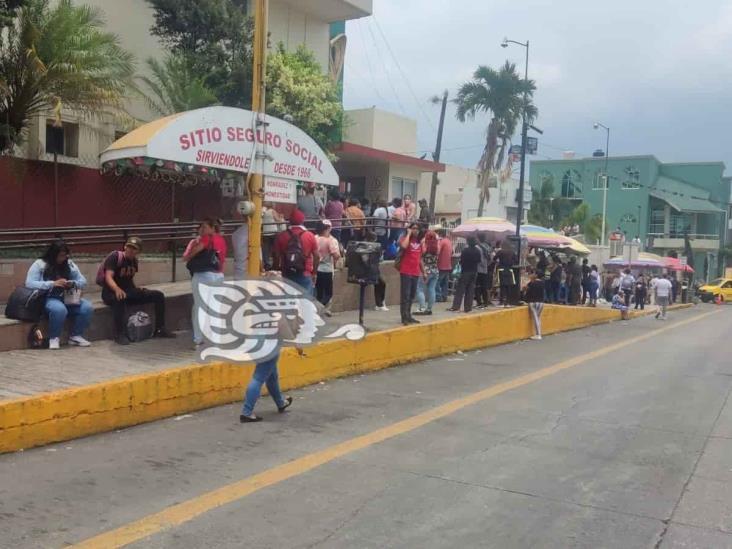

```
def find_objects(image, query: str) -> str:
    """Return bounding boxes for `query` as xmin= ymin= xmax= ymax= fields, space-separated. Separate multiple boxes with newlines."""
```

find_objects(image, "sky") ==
xmin=343 ymin=0 xmax=732 ymax=172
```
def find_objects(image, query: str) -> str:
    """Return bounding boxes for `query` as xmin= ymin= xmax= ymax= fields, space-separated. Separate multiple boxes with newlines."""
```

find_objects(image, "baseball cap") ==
xmin=125 ymin=236 xmax=142 ymax=251
xmin=290 ymin=209 xmax=306 ymax=225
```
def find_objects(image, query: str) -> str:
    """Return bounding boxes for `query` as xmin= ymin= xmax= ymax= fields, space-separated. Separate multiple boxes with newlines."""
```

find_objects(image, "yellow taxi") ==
xmin=697 ymin=278 xmax=732 ymax=303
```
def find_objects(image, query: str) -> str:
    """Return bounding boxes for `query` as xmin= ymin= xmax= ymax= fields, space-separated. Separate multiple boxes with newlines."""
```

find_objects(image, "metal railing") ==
xmin=647 ymin=233 xmax=720 ymax=241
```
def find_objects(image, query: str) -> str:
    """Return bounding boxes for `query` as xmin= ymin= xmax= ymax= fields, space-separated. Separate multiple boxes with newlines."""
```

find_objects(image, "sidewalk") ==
xmin=0 ymin=301 xmax=694 ymax=454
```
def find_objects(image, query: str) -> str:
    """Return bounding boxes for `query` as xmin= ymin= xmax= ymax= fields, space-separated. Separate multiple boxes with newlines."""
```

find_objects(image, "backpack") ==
xmin=127 ymin=311 xmax=154 ymax=342
xmin=621 ymin=275 xmax=634 ymax=291
xmin=282 ymin=229 xmax=306 ymax=276
xmin=96 ymin=251 xmax=124 ymax=287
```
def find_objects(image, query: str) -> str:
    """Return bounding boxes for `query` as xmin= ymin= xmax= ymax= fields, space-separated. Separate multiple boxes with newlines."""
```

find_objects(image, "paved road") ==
xmin=1 ymin=306 xmax=731 ymax=548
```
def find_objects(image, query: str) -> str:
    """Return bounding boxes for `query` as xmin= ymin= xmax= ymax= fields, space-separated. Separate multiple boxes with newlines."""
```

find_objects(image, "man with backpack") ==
xmin=99 ymin=237 xmax=176 ymax=345
xmin=273 ymin=209 xmax=319 ymax=291
xmin=619 ymin=268 xmax=636 ymax=307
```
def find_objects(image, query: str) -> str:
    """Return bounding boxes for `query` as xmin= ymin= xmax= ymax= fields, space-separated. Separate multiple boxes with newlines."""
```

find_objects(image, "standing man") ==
xmin=449 ymin=236 xmax=482 ymax=313
xmin=273 ymin=210 xmax=319 ymax=292
xmin=372 ymin=200 xmax=390 ymax=250
xmin=436 ymin=229 xmax=453 ymax=302
xmin=101 ymin=237 xmax=176 ymax=345
xmin=567 ymin=257 xmax=582 ymax=305
xmin=418 ymin=198 xmax=431 ymax=226
xmin=620 ymin=268 xmax=636 ymax=307
xmin=296 ymin=183 xmax=324 ymax=228
xmin=581 ymin=258 xmax=591 ymax=304
xmin=654 ymin=273 xmax=673 ymax=320
xmin=495 ymin=242 xmax=517 ymax=307
xmin=474 ymin=233 xmax=492 ymax=308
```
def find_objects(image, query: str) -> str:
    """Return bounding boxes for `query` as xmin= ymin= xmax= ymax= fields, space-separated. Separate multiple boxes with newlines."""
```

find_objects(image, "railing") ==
xmin=647 ymin=233 xmax=720 ymax=241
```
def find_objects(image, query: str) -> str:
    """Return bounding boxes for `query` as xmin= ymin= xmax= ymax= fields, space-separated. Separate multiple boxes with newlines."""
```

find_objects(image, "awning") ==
xmin=100 ymin=106 xmax=339 ymax=186
xmin=334 ymin=142 xmax=446 ymax=172
xmin=649 ymin=176 xmax=723 ymax=214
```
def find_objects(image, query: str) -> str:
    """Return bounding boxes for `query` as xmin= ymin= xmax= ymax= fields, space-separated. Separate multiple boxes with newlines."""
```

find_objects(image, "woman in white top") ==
xmin=315 ymin=219 xmax=341 ymax=316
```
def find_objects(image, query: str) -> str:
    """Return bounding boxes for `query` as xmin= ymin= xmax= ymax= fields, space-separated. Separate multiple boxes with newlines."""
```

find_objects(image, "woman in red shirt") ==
xmin=398 ymin=222 xmax=425 ymax=325
xmin=184 ymin=218 xmax=227 ymax=348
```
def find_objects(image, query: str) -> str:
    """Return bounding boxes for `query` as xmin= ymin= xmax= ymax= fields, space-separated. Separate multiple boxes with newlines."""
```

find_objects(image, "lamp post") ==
xmin=501 ymin=37 xmax=530 ymax=261
xmin=593 ymin=122 xmax=610 ymax=246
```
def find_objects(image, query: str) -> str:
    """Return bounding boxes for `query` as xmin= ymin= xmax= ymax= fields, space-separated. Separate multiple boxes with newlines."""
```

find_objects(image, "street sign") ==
xmin=526 ymin=137 xmax=538 ymax=155
xmin=509 ymin=144 xmax=522 ymax=155
xmin=264 ymin=178 xmax=297 ymax=204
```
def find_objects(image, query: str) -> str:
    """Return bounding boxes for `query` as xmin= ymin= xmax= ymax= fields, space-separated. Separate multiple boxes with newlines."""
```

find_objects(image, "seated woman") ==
xmin=25 ymin=240 xmax=93 ymax=350
xmin=611 ymin=290 xmax=630 ymax=320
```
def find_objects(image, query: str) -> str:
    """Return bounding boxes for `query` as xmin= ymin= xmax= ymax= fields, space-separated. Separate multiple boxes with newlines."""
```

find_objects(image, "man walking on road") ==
xmin=654 ymin=273 xmax=673 ymax=320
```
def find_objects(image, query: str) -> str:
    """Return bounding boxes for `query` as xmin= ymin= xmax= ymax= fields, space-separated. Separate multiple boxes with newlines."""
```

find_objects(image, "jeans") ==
xmin=376 ymin=233 xmax=389 ymax=251
xmin=316 ymin=271 xmax=334 ymax=306
xmin=437 ymin=270 xmax=451 ymax=301
xmin=549 ymin=280 xmax=561 ymax=303
xmin=44 ymin=296 xmax=93 ymax=339
xmin=374 ymin=277 xmax=386 ymax=307
xmin=102 ymin=287 xmax=166 ymax=336
xmin=400 ymin=274 xmax=419 ymax=321
xmin=192 ymin=271 xmax=224 ymax=344
xmin=241 ymin=350 xmax=285 ymax=416
xmin=286 ymin=273 xmax=313 ymax=293
xmin=452 ymin=272 xmax=477 ymax=312
xmin=416 ymin=272 xmax=438 ymax=311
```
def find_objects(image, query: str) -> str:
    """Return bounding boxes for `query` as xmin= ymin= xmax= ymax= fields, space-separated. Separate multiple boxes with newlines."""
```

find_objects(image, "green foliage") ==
xmin=454 ymin=61 xmax=538 ymax=215
xmin=0 ymin=0 xmax=135 ymax=152
xmin=139 ymin=54 xmax=218 ymax=116
xmin=146 ymin=0 xmax=253 ymax=108
xmin=266 ymin=44 xmax=344 ymax=153
xmin=560 ymin=203 xmax=604 ymax=244
xmin=528 ymin=177 xmax=554 ymax=227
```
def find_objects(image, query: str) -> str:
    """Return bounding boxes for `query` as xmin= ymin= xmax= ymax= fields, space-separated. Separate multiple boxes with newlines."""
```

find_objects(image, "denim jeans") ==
xmin=437 ymin=270 xmax=451 ymax=301
xmin=191 ymin=271 xmax=224 ymax=344
xmin=286 ymin=273 xmax=313 ymax=294
xmin=452 ymin=272 xmax=477 ymax=312
xmin=241 ymin=350 xmax=285 ymax=416
xmin=400 ymin=274 xmax=419 ymax=321
xmin=416 ymin=272 xmax=438 ymax=311
xmin=45 ymin=296 xmax=93 ymax=339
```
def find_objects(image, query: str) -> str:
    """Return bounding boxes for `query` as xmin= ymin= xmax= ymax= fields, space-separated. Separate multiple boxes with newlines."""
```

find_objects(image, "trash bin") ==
xmin=346 ymin=241 xmax=381 ymax=285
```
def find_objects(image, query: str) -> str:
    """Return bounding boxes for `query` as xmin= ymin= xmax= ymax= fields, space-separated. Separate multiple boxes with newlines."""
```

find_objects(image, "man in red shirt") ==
xmin=273 ymin=209 xmax=319 ymax=292
xmin=436 ymin=229 xmax=453 ymax=302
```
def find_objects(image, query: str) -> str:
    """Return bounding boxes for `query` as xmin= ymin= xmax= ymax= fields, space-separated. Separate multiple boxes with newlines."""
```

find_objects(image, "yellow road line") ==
xmin=70 ymin=309 xmax=720 ymax=549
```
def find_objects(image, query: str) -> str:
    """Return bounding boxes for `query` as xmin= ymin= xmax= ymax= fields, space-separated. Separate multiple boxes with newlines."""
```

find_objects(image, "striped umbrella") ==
xmin=452 ymin=217 xmax=517 ymax=239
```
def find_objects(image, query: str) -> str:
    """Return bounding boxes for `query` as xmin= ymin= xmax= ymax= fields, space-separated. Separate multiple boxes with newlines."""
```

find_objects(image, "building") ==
xmin=461 ymin=176 xmax=531 ymax=224
xmin=529 ymin=155 xmax=731 ymax=277
xmin=419 ymin=165 xmax=478 ymax=224
xmin=334 ymin=107 xmax=444 ymax=204
xmin=18 ymin=0 xmax=372 ymax=168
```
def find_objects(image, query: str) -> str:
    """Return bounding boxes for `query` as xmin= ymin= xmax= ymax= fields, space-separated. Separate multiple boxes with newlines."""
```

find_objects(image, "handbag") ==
xmin=5 ymin=286 xmax=48 ymax=322
xmin=186 ymin=242 xmax=220 ymax=275
xmin=393 ymin=248 xmax=404 ymax=271
xmin=65 ymin=287 xmax=82 ymax=305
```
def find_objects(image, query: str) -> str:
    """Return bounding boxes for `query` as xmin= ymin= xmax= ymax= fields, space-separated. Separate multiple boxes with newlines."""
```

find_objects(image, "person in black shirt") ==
xmin=581 ymin=258 xmax=591 ymax=304
xmin=101 ymin=237 xmax=176 ymax=345
xmin=495 ymin=243 xmax=517 ymax=307
xmin=549 ymin=257 xmax=563 ymax=303
xmin=523 ymin=270 xmax=545 ymax=340
xmin=448 ymin=236 xmax=481 ymax=312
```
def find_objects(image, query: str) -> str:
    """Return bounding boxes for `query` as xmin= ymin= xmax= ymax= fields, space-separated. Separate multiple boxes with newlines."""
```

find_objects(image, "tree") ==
xmin=528 ymin=177 xmax=554 ymax=228
xmin=146 ymin=0 xmax=253 ymax=108
xmin=0 ymin=0 xmax=135 ymax=152
xmin=455 ymin=61 xmax=537 ymax=216
xmin=139 ymin=54 xmax=218 ymax=116
xmin=561 ymin=203 xmax=604 ymax=244
xmin=0 ymin=0 xmax=25 ymax=27
xmin=266 ymin=44 xmax=344 ymax=153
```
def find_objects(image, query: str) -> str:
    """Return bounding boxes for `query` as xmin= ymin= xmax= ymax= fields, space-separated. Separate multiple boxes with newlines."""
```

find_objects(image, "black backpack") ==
xmin=283 ymin=229 xmax=306 ymax=276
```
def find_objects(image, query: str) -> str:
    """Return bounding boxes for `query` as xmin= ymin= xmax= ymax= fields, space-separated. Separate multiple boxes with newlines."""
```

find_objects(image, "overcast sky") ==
xmin=343 ymin=0 xmax=732 ymax=173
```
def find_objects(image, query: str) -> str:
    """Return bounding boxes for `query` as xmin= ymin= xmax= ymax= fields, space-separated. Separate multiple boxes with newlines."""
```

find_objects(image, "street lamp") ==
xmin=594 ymin=122 xmax=610 ymax=246
xmin=501 ymin=37 xmax=530 ymax=262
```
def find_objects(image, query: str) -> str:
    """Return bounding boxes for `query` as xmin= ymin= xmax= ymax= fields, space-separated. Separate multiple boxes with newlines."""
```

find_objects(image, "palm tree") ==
xmin=0 ymin=0 xmax=135 ymax=153
xmin=139 ymin=54 xmax=218 ymax=117
xmin=455 ymin=61 xmax=537 ymax=216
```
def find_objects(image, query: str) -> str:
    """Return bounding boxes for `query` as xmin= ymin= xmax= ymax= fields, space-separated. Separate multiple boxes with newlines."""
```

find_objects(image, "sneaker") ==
xmin=68 ymin=335 xmax=91 ymax=347
xmin=153 ymin=328 xmax=176 ymax=339
xmin=115 ymin=334 xmax=131 ymax=346
xmin=374 ymin=305 xmax=389 ymax=312
xmin=48 ymin=337 xmax=60 ymax=350
xmin=530 ymin=335 xmax=542 ymax=341
xmin=278 ymin=396 xmax=293 ymax=413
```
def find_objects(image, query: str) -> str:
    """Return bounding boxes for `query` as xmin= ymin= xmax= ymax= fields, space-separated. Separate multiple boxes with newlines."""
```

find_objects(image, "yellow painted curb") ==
xmin=0 ymin=304 xmax=692 ymax=454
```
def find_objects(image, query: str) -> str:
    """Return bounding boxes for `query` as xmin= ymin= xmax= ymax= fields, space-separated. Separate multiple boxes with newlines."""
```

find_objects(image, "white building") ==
xmin=419 ymin=164 xmax=479 ymax=223
xmin=19 ymin=0 xmax=372 ymax=167
xmin=461 ymin=177 xmax=532 ymax=223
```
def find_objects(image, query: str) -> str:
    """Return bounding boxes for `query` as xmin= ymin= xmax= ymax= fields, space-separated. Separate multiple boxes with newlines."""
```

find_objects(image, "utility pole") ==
xmin=429 ymin=91 xmax=448 ymax=223
xmin=247 ymin=0 xmax=268 ymax=276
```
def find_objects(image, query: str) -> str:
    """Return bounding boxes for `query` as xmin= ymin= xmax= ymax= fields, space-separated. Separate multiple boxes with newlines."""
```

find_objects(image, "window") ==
xmin=649 ymin=207 xmax=665 ymax=234
xmin=45 ymin=121 xmax=79 ymax=158
xmin=723 ymin=281 xmax=732 ymax=289
xmin=622 ymin=166 xmax=640 ymax=189
xmin=593 ymin=170 xmax=608 ymax=190
xmin=538 ymin=170 xmax=554 ymax=191
xmin=391 ymin=177 xmax=417 ymax=200
xmin=561 ymin=169 xmax=582 ymax=198
xmin=670 ymin=212 xmax=691 ymax=237
xmin=620 ymin=213 xmax=637 ymax=223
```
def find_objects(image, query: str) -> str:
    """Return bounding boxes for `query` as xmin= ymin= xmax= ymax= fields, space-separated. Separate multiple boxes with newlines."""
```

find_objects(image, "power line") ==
xmin=363 ymin=18 xmax=407 ymax=115
xmin=354 ymin=19 xmax=389 ymax=106
xmin=371 ymin=16 xmax=436 ymax=131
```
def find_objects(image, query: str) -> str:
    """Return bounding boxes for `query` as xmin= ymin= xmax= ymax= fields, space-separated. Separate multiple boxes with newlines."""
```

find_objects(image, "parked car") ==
xmin=697 ymin=278 xmax=732 ymax=303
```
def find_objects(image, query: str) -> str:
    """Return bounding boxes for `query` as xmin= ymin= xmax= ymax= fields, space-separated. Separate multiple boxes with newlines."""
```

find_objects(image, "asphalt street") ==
xmin=1 ymin=305 xmax=731 ymax=548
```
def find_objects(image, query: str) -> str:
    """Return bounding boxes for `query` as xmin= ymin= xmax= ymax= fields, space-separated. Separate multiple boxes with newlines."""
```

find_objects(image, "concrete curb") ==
xmin=0 ymin=303 xmax=694 ymax=454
